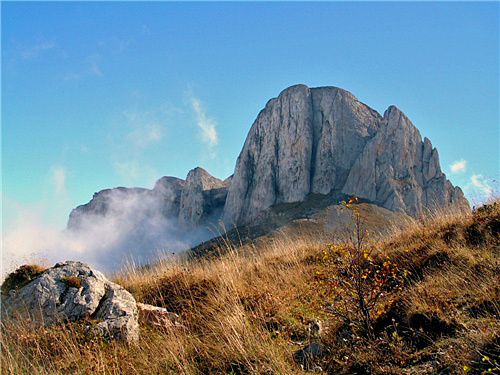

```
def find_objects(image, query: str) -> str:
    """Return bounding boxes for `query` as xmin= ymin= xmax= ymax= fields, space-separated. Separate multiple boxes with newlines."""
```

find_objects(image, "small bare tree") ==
xmin=317 ymin=197 xmax=405 ymax=336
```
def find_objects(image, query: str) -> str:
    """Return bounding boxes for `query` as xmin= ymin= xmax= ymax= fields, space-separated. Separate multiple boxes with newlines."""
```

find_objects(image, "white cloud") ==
xmin=90 ymin=62 xmax=103 ymax=77
xmin=87 ymin=53 xmax=103 ymax=77
xmin=20 ymin=41 xmax=56 ymax=60
xmin=63 ymin=72 xmax=82 ymax=82
xmin=190 ymin=97 xmax=218 ymax=157
xmin=126 ymin=121 xmax=163 ymax=148
xmin=141 ymin=25 xmax=152 ymax=36
xmin=470 ymin=174 xmax=492 ymax=197
xmin=110 ymin=108 xmax=167 ymax=186
xmin=51 ymin=167 xmax=67 ymax=194
xmin=2 ymin=188 xmax=214 ymax=277
xmin=113 ymin=160 xmax=140 ymax=181
xmin=450 ymin=159 xmax=467 ymax=173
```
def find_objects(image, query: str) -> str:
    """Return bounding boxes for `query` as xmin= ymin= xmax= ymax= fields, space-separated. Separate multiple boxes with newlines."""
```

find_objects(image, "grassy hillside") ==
xmin=1 ymin=200 xmax=499 ymax=374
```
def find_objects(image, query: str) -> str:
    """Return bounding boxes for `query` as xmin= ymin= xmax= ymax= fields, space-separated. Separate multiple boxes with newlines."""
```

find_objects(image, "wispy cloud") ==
xmin=63 ymin=72 xmax=82 ymax=82
xmin=20 ymin=41 xmax=56 ymax=60
xmin=2 ymin=187 xmax=214 ymax=277
xmin=450 ymin=159 xmax=467 ymax=174
xmin=123 ymin=107 xmax=165 ymax=148
xmin=60 ymin=53 xmax=103 ymax=83
xmin=87 ymin=53 xmax=103 ymax=77
xmin=51 ymin=166 xmax=67 ymax=195
xmin=110 ymin=106 xmax=171 ymax=186
xmin=141 ymin=25 xmax=152 ymax=36
xmin=470 ymin=174 xmax=492 ymax=197
xmin=190 ymin=97 xmax=218 ymax=157
xmin=125 ymin=120 xmax=163 ymax=149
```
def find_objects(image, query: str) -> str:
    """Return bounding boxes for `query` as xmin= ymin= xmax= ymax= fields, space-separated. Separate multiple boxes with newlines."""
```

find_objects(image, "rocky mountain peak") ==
xmin=222 ymin=84 xmax=468 ymax=226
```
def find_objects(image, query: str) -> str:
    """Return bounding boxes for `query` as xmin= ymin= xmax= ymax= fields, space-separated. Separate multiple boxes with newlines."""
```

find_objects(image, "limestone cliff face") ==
xmin=178 ymin=167 xmax=229 ymax=228
xmin=222 ymin=84 xmax=468 ymax=226
xmin=342 ymin=106 xmax=465 ymax=216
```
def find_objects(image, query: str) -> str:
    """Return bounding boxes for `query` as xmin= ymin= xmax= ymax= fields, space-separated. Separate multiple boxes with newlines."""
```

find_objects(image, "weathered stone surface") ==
xmin=66 ymin=84 xmax=469 ymax=243
xmin=1 ymin=261 xmax=139 ymax=343
xmin=179 ymin=167 xmax=228 ymax=228
xmin=223 ymin=85 xmax=468 ymax=226
xmin=342 ymin=106 xmax=467 ymax=216
xmin=137 ymin=302 xmax=183 ymax=329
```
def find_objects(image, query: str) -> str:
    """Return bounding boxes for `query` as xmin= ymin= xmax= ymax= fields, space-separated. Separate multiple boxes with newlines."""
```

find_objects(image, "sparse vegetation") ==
xmin=1 ymin=264 xmax=47 ymax=296
xmin=60 ymin=276 xmax=82 ymax=289
xmin=316 ymin=197 xmax=406 ymax=337
xmin=1 ymin=199 xmax=499 ymax=374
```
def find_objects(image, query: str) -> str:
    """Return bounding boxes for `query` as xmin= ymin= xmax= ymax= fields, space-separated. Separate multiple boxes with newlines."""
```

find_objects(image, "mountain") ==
xmin=222 ymin=84 xmax=468 ymax=226
xmin=67 ymin=84 xmax=469 ymax=252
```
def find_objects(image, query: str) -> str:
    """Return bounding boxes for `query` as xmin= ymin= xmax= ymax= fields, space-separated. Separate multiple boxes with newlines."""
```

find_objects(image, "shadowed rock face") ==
xmin=179 ymin=167 xmax=229 ymax=229
xmin=67 ymin=177 xmax=185 ymax=230
xmin=222 ymin=84 xmax=468 ymax=226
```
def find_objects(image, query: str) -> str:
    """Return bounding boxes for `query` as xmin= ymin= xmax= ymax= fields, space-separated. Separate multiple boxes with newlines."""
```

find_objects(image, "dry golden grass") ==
xmin=1 ymin=200 xmax=499 ymax=374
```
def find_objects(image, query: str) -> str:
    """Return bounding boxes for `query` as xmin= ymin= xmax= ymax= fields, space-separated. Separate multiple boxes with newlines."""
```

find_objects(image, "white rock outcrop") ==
xmin=2 ymin=261 xmax=139 ymax=343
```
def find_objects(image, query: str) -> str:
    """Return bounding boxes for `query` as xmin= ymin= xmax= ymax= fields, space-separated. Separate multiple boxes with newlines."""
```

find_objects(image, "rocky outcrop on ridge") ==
xmin=342 ymin=105 xmax=464 ymax=216
xmin=67 ymin=177 xmax=185 ymax=230
xmin=179 ymin=167 xmax=229 ymax=228
xmin=1 ymin=261 xmax=139 ymax=343
xmin=222 ymin=84 xmax=468 ymax=226
xmin=67 ymin=170 xmax=227 ymax=231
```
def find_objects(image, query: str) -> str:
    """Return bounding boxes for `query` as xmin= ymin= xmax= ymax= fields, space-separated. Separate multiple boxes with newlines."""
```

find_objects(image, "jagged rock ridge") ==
xmin=67 ymin=168 xmax=228 ymax=231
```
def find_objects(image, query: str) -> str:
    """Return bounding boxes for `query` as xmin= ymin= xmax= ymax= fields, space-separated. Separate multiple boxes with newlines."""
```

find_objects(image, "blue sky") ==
xmin=2 ymin=1 xmax=499 ymax=268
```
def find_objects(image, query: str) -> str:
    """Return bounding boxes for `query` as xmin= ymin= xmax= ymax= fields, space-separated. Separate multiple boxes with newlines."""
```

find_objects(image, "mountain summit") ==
xmin=222 ymin=84 xmax=468 ymax=225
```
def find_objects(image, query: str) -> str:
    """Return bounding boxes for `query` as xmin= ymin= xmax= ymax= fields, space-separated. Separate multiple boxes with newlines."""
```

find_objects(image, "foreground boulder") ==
xmin=1 ymin=261 xmax=139 ymax=343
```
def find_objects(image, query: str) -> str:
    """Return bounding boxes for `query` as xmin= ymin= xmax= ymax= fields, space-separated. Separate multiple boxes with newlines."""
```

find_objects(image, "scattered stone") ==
xmin=293 ymin=342 xmax=325 ymax=369
xmin=1 ymin=261 xmax=139 ymax=343
xmin=137 ymin=302 xmax=184 ymax=329
xmin=308 ymin=319 xmax=323 ymax=336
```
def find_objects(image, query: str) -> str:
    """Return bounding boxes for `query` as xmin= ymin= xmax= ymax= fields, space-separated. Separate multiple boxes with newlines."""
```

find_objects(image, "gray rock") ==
xmin=65 ymin=84 xmax=469 ymax=246
xmin=152 ymin=176 xmax=186 ymax=218
xmin=223 ymin=85 xmax=469 ymax=226
xmin=179 ymin=167 xmax=229 ymax=228
xmin=342 ymin=106 xmax=468 ymax=216
xmin=2 ymin=261 xmax=139 ymax=343
xmin=137 ymin=302 xmax=184 ymax=329
xmin=293 ymin=342 xmax=325 ymax=369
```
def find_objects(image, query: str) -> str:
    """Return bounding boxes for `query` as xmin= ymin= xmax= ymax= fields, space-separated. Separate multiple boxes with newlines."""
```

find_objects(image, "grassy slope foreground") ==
xmin=1 ymin=201 xmax=499 ymax=375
